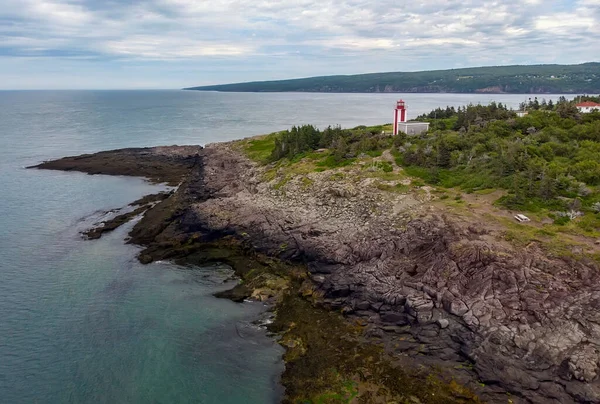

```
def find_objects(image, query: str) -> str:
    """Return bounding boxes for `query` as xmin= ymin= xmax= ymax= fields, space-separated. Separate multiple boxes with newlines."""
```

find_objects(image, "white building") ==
xmin=397 ymin=122 xmax=430 ymax=136
xmin=576 ymin=101 xmax=600 ymax=113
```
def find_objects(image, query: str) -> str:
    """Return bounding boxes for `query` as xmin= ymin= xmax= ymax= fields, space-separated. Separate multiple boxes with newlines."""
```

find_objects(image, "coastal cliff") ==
xmin=32 ymin=140 xmax=600 ymax=403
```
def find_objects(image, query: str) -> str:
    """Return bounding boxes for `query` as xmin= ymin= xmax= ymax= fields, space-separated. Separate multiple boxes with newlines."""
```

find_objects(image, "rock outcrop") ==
xmin=180 ymin=143 xmax=600 ymax=404
xmin=29 ymin=145 xmax=202 ymax=186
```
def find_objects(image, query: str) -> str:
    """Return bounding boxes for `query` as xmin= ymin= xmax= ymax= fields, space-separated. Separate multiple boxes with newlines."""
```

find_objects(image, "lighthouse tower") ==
xmin=393 ymin=100 xmax=407 ymax=136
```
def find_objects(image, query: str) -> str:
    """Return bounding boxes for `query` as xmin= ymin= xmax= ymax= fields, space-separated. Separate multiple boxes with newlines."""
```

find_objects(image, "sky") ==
xmin=0 ymin=0 xmax=599 ymax=89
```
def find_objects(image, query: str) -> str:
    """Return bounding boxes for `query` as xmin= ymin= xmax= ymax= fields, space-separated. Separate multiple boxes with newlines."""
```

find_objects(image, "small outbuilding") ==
xmin=396 ymin=122 xmax=431 ymax=136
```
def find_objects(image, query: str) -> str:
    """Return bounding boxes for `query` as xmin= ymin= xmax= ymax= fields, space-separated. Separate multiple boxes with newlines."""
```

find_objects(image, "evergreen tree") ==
xmin=436 ymin=140 xmax=451 ymax=168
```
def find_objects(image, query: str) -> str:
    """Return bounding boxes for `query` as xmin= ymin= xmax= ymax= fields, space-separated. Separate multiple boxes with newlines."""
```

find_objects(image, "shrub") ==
xmin=554 ymin=216 xmax=570 ymax=226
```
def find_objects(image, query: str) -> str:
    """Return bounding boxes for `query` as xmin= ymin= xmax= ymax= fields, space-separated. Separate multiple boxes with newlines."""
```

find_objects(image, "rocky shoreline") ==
xmin=31 ymin=141 xmax=600 ymax=403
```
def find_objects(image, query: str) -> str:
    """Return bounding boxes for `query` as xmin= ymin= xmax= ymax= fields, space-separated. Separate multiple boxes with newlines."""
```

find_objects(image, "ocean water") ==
xmin=0 ymin=91 xmax=567 ymax=403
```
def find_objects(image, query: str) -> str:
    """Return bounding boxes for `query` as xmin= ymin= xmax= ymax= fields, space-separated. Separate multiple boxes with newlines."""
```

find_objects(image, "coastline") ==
xmin=30 ymin=137 xmax=600 ymax=403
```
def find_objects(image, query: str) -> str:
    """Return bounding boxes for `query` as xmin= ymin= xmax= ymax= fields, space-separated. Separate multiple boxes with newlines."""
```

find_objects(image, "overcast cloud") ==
xmin=0 ymin=0 xmax=599 ymax=89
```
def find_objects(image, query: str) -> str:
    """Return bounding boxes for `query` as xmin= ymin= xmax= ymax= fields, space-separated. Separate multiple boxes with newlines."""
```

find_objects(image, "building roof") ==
xmin=576 ymin=101 xmax=600 ymax=107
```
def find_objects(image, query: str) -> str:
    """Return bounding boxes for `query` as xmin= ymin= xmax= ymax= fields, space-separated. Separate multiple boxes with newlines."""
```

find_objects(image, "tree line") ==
xmin=270 ymin=124 xmax=391 ymax=163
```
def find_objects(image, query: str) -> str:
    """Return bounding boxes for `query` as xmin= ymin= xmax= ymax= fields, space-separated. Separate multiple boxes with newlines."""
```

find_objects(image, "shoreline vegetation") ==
xmin=31 ymin=96 xmax=600 ymax=403
xmin=184 ymin=63 xmax=600 ymax=94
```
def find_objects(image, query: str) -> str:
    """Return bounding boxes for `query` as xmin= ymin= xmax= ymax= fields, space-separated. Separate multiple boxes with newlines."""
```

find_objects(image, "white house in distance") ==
xmin=393 ymin=100 xmax=430 ymax=136
xmin=576 ymin=101 xmax=600 ymax=113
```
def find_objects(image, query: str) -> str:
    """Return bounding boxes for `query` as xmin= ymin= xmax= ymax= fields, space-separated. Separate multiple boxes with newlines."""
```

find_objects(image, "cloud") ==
xmin=104 ymin=36 xmax=254 ymax=58
xmin=0 ymin=0 xmax=599 ymax=88
xmin=535 ymin=14 xmax=595 ymax=30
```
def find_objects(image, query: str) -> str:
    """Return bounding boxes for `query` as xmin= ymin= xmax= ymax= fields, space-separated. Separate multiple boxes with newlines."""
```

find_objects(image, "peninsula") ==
xmin=184 ymin=63 xmax=600 ymax=94
xmin=31 ymin=98 xmax=600 ymax=403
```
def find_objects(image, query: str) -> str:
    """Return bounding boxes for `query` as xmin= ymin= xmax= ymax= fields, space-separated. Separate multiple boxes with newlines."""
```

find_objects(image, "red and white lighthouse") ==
xmin=393 ymin=100 xmax=407 ymax=135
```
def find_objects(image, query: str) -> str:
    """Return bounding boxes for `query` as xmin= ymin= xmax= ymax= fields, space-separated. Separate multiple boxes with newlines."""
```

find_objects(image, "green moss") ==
xmin=375 ymin=182 xmax=392 ymax=191
xmin=309 ymin=379 xmax=358 ymax=404
xmin=394 ymin=183 xmax=410 ymax=193
xmin=473 ymin=188 xmax=497 ymax=195
xmin=362 ymin=169 xmax=406 ymax=182
xmin=368 ymin=161 xmax=393 ymax=172
xmin=266 ymin=156 xmax=323 ymax=185
xmin=301 ymin=176 xmax=314 ymax=189
xmin=274 ymin=175 xmax=291 ymax=190
xmin=375 ymin=182 xmax=410 ymax=194
xmin=328 ymin=172 xmax=346 ymax=181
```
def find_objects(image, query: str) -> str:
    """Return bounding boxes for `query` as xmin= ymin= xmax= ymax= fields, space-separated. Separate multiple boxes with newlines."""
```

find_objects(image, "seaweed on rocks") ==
xmin=270 ymin=277 xmax=482 ymax=404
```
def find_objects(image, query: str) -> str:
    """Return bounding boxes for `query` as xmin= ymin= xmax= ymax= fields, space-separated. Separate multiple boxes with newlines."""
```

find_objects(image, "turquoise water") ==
xmin=0 ymin=91 xmax=565 ymax=403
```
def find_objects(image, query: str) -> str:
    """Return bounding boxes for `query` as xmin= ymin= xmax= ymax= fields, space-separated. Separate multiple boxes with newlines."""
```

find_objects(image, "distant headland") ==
xmin=184 ymin=62 xmax=600 ymax=94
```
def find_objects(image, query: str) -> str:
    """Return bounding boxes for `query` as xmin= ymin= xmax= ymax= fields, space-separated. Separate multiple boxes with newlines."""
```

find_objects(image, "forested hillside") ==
xmin=185 ymin=63 xmax=600 ymax=94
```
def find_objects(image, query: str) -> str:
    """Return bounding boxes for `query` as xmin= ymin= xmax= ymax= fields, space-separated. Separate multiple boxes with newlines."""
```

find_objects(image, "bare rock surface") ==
xmin=30 ymin=145 xmax=202 ymax=186
xmin=186 ymin=142 xmax=600 ymax=404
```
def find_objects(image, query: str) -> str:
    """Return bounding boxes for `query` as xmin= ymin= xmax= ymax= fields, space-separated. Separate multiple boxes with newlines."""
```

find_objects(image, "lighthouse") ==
xmin=393 ymin=100 xmax=407 ymax=135
xmin=393 ymin=100 xmax=430 ymax=136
